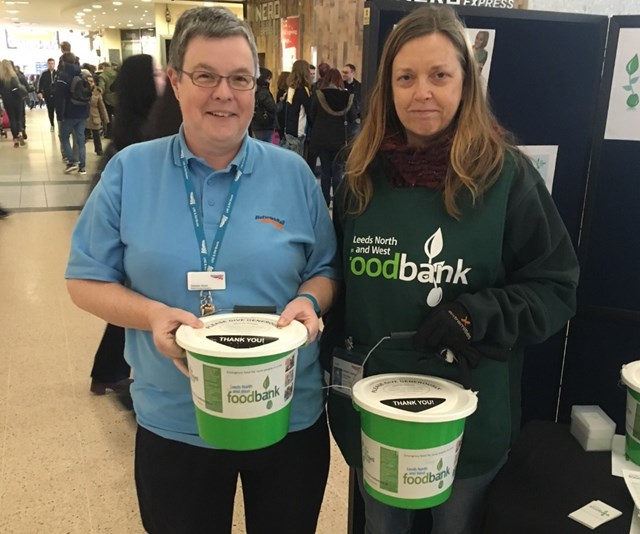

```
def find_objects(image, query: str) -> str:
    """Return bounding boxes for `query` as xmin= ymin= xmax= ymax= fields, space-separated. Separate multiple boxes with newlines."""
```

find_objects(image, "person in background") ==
xmin=308 ymin=64 xmax=316 ymax=84
xmin=250 ymin=66 xmax=277 ymax=143
xmin=87 ymin=53 xmax=163 ymax=402
xmin=322 ymin=6 xmax=579 ymax=534
xmin=12 ymin=63 xmax=29 ymax=140
xmin=282 ymin=59 xmax=311 ymax=156
xmin=341 ymin=62 xmax=362 ymax=137
xmin=55 ymin=52 xmax=89 ymax=174
xmin=309 ymin=67 xmax=356 ymax=207
xmin=85 ymin=70 xmax=109 ymax=157
xmin=98 ymin=61 xmax=118 ymax=138
xmin=142 ymin=81 xmax=182 ymax=141
xmin=0 ymin=59 xmax=26 ymax=147
xmin=275 ymin=70 xmax=290 ymax=102
xmin=37 ymin=58 xmax=57 ymax=131
xmin=66 ymin=8 xmax=338 ymax=533
xmin=311 ymin=62 xmax=330 ymax=97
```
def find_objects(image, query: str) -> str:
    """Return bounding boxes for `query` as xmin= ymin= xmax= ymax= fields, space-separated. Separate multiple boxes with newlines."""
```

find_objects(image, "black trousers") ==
xmin=90 ymin=323 xmax=130 ymax=383
xmin=135 ymin=413 xmax=330 ymax=534
xmin=44 ymin=96 xmax=55 ymax=126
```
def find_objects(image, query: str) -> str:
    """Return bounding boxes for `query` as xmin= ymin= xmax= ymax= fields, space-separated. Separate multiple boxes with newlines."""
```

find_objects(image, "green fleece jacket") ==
xmin=322 ymin=148 xmax=579 ymax=478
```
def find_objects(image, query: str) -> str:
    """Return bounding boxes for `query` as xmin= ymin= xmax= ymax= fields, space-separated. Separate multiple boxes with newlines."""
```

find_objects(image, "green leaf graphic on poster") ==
xmin=267 ymin=400 xmax=273 ymax=409
xmin=627 ymin=94 xmax=639 ymax=108
xmin=631 ymin=77 xmax=639 ymax=84
xmin=263 ymin=376 xmax=270 ymax=390
xmin=437 ymin=458 xmax=443 ymax=471
xmin=438 ymin=480 xmax=444 ymax=489
xmin=627 ymin=54 xmax=639 ymax=75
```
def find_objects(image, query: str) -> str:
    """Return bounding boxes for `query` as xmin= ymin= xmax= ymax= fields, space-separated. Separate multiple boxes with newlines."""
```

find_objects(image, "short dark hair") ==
xmin=345 ymin=63 xmax=356 ymax=72
xmin=309 ymin=64 xmax=316 ymax=70
xmin=61 ymin=52 xmax=76 ymax=64
xmin=60 ymin=41 xmax=71 ymax=52
xmin=47 ymin=58 xmax=55 ymax=63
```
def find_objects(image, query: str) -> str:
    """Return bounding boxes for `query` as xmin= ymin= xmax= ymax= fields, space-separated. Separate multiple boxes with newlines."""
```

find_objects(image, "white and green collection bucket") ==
xmin=176 ymin=313 xmax=307 ymax=451
xmin=352 ymin=374 xmax=478 ymax=509
xmin=621 ymin=361 xmax=640 ymax=465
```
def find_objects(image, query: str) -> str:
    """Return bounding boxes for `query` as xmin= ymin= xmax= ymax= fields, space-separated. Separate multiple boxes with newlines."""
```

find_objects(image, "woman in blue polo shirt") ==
xmin=65 ymin=7 xmax=339 ymax=534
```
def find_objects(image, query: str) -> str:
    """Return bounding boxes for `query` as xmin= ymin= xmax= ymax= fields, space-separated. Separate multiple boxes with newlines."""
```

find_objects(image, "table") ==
xmin=483 ymin=420 xmax=634 ymax=533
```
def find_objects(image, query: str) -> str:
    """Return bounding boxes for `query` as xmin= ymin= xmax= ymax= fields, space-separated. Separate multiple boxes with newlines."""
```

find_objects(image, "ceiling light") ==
xmin=126 ymin=23 xmax=133 ymax=27
xmin=102 ymin=11 xmax=106 ymax=14
xmin=134 ymin=4 xmax=138 ymax=8
xmin=108 ymin=25 xmax=115 ymax=28
xmin=7 ymin=9 xmax=19 ymax=13
xmin=92 ymin=4 xmax=102 ymax=7
xmin=112 ymin=1 xmax=122 ymax=4
xmin=145 ymin=22 xmax=152 ymax=25
xmin=204 ymin=2 xmax=214 ymax=5
xmin=83 ymin=8 xmax=92 ymax=11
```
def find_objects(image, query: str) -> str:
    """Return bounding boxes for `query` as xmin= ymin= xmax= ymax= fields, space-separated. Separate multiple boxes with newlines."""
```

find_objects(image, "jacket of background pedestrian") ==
xmin=86 ymin=85 xmax=109 ymax=131
xmin=54 ymin=60 xmax=90 ymax=121
xmin=309 ymin=70 xmax=356 ymax=153
xmin=0 ymin=59 xmax=26 ymax=142
xmin=98 ymin=64 xmax=118 ymax=107
xmin=251 ymin=67 xmax=277 ymax=139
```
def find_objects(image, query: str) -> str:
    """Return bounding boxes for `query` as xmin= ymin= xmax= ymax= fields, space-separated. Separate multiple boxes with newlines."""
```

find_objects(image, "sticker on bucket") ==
xmin=626 ymin=390 xmax=640 ymax=443
xmin=188 ymin=351 xmax=297 ymax=418
xmin=206 ymin=335 xmax=279 ymax=349
xmin=380 ymin=397 xmax=446 ymax=413
xmin=362 ymin=432 xmax=462 ymax=498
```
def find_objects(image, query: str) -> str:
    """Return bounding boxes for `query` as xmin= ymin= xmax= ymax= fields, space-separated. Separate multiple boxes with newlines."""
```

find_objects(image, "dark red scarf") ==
xmin=379 ymin=129 xmax=454 ymax=189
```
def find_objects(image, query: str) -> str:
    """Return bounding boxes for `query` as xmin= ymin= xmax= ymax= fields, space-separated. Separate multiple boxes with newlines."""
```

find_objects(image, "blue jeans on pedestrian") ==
xmin=61 ymin=118 xmax=86 ymax=168
xmin=356 ymin=453 xmax=507 ymax=534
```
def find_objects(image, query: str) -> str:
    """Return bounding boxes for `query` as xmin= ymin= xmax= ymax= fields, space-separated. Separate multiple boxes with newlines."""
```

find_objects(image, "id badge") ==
xmin=187 ymin=271 xmax=226 ymax=291
xmin=331 ymin=347 xmax=365 ymax=398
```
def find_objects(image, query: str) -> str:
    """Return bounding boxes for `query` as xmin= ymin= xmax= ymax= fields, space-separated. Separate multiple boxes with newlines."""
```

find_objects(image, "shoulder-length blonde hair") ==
xmin=287 ymin=59 xmax=310 ymax=90
xmin=0 ymin=59 xmax=18 ymax=85
xmin=345 ymin=5 xmax=510 ymax=218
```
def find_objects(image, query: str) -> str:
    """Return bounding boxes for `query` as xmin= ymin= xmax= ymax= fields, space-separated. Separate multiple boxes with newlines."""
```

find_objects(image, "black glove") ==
xmin=413 ymin=302 xmax=473 ymax=353
xmin=438 ymin=342 xmax=511 ymax=390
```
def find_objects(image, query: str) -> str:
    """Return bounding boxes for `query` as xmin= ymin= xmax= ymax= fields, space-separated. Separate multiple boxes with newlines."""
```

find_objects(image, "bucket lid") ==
xmin=176 ymin=313 xmax=308 ymax=358
xmin=621 ymin=361 xmax=640 ymax=393
xmin=352 ymin=374 xmax=478 ymax=423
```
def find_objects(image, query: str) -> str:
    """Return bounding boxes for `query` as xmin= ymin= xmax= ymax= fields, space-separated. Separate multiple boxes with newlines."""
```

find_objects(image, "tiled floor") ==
xmin=0 ymin=106 xmax=97 ymax=211
xmin=0 ymin=109 xmax=349 ymax=532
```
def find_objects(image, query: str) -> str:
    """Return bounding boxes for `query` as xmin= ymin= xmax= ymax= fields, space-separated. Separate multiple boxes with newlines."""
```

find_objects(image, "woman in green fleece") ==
xmin=322 ymin=5 xmax=579 ymax=534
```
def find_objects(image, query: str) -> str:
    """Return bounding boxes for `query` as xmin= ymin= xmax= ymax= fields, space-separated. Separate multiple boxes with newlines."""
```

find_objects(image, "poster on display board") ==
xmin=281 ymin=16 xmax=300 ymax=72
xmin=465 ymin=28 xmax=495 ymax=94
xmin=517 ymin=145 xmax=559 ymax=193
xmin=604 ymin=28 xmax=640 ymax=141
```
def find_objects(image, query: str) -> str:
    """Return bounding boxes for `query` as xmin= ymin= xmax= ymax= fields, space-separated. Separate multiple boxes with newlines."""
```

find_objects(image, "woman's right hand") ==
xmin=147 ymin=304 xmax=203 ymax=372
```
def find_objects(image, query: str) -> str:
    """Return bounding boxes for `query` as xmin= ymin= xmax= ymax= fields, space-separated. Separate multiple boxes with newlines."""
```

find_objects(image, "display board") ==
xmin=361 ymin=0 xmax=608 ymax=425
xmin=559 ymin=16 xmax=640 ymax=431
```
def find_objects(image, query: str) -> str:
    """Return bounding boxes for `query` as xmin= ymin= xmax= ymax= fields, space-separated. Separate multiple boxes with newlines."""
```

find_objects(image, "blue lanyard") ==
xmin=180 ymin=144 xmax=248 ymax=272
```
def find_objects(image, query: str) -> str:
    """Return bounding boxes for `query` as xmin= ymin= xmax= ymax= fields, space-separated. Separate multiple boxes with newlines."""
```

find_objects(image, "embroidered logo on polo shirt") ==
xmin=255 ymin=215 xmax=285 ymax=231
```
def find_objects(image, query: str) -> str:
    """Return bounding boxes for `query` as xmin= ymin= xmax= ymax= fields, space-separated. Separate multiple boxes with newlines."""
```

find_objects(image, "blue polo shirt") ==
xmin=66 ymin=130 xmax=339 ymax=447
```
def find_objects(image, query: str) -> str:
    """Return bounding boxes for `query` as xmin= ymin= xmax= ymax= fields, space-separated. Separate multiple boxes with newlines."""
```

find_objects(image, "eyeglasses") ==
xmin=180 ymin=69 xmax=256 ymax=91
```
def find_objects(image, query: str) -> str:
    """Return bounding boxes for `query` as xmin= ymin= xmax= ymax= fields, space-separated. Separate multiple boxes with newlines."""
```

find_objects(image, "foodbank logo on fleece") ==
xmin=349 ymin=228 xmax=471 ymax=307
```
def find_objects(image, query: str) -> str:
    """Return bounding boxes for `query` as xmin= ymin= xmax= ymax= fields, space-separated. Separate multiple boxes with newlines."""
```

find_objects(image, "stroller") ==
xmin=0 ymin=97 xmax=8 ymax=138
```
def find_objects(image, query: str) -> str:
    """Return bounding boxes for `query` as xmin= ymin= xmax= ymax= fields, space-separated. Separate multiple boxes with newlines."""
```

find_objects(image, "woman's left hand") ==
xmin=277 ymin=297 xmax=319 ymax=343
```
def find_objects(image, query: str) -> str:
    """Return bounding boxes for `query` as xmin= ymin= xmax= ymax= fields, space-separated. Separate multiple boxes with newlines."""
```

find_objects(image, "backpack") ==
xmin=69 ymin=74 xmax=91 ymax=105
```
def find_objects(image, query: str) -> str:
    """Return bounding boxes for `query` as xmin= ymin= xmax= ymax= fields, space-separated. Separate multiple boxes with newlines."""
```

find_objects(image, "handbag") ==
xmin=10 ymin=77 xmax=28 ymax=99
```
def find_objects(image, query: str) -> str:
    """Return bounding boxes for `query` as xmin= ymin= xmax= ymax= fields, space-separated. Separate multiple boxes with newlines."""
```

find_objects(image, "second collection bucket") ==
xmin=352 ymin=374 xmax=478 ymax=509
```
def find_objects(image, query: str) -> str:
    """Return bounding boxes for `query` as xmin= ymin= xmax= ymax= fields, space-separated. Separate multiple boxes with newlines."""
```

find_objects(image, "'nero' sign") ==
xmin=255 ymin=1 xmax=281 ymax=21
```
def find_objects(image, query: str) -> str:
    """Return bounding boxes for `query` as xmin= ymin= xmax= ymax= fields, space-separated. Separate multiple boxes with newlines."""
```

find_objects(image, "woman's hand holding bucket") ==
xmin=147 ymin=303 xmax=203 ymax=376
xmin=277 ymin=297 xmax=319 ymax=343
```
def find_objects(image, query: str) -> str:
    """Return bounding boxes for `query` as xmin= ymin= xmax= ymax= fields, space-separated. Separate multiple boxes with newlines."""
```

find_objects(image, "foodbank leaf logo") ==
xmin=264 ymin=376 xmax=273 ymax=409
xmin=437 ymin=458 xmax=443 ymax=471
xmin=424 ymin=228 xmax=443 ymax=307
xmin=623 ymin=53 xmax=639 ymax=108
